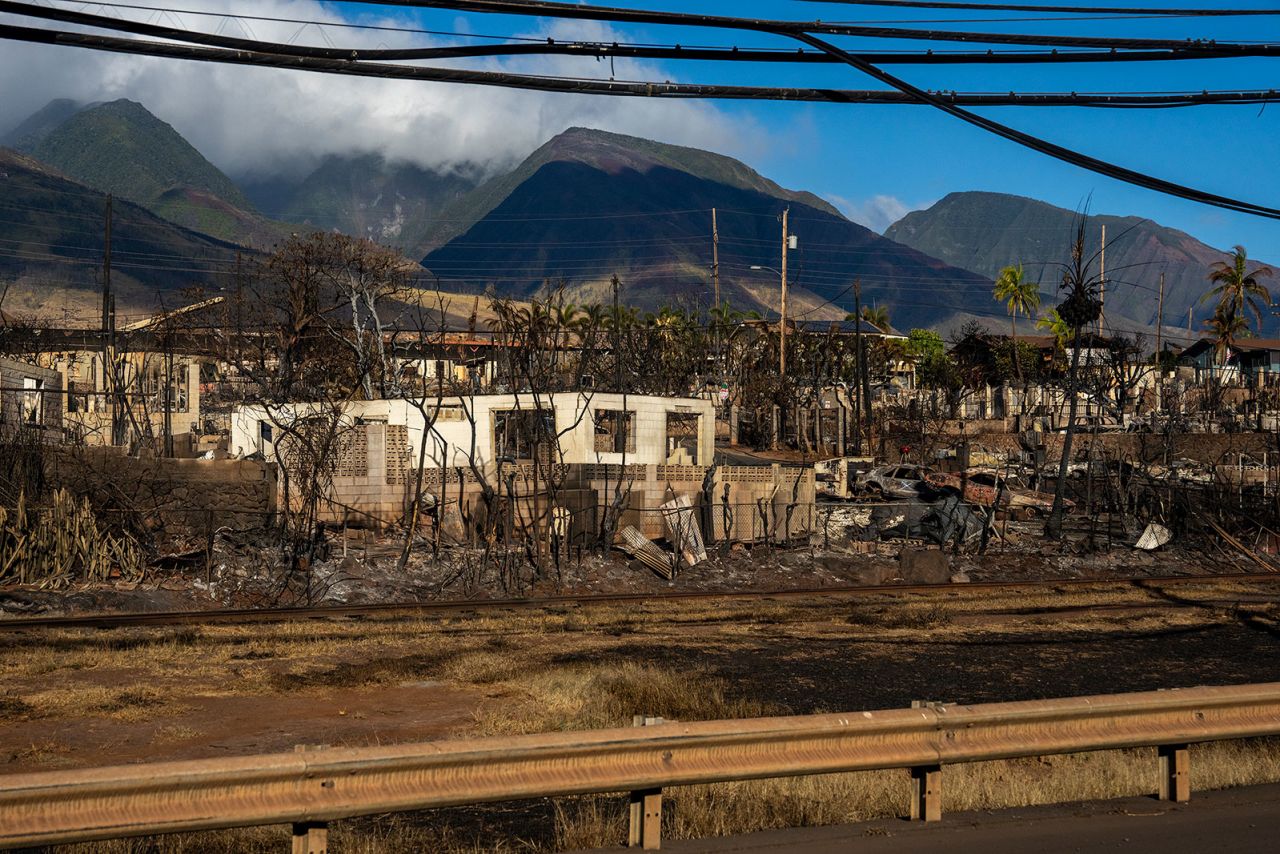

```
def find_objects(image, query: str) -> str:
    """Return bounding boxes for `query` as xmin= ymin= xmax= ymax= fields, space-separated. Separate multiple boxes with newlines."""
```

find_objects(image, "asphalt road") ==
xmin=585 ymin=783 xmax=1280 ymax=853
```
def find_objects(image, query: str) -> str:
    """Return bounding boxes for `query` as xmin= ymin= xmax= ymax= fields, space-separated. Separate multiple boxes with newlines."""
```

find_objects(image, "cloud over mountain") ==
xmin=0 ymin=1 xmax=755 ymax=180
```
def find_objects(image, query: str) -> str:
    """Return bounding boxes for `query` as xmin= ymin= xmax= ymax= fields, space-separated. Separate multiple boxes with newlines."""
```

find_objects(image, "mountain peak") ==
xmin=2 ymin=98 xmax=85 ymax=153
xmin=885 ymin=189 xmax=1274 ymax=338
xmin=23 ymin=98 xmax=279 ymax=245
xmin=532 ymin=126 xmax=839 ymax=215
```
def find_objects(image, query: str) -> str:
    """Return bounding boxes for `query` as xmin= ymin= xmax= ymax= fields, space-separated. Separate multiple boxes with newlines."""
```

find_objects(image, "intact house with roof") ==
xmin=1178 ymin=337 xmax=1280 ymax=385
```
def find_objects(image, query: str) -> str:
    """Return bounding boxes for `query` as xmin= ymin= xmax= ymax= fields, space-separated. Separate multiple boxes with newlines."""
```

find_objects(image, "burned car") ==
xmin=924 ymin=468 xmax=1072 ymax=516
xmin=858 ymin=464 xmax=936 ymax=500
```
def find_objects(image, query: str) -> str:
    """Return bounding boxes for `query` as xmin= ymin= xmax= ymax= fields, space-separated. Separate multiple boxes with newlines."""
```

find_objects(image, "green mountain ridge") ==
xmin=0 ymin=147 xmax=245 ymax=317
xmin=420 ymin=127 xmax=840 ymax=254
xmin=422 ymin=128 xmax=990 ymax=327
xmin=884 ymin=191 xmax=1277 ymax=340
xmin=21 ymin=99 xmax=284 ymax=248
xmin=2 ymin=98 xmax=86 ymax=152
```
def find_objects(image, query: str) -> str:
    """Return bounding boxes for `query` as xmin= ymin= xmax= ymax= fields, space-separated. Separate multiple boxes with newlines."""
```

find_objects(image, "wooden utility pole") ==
xmin=711 ymin=208 xmax=720 ymax=309
xmin=853 ymin=279 xmax=864 ymax=455
xmin=163 ymin=327 xmax=174 ymax=458
xmin=1098 ymin=223 xmax=1106 ymax=336
xmin=779 ymin=206 xmax=789 ymax=377
xmin=1155 ymin=271 xmax=1166 ymax=412
xmin=102 ymin=195 xmax=124 ymax=446
xmin=612 ymin=274 xmax=622 ymax=394
xmin=101 ymin=194 xmax=112 ymax=335
xmin=1156 ymin=271 xmax=1165 ymax=355
xmin=856 ymin=279 xmax=872 ymax=440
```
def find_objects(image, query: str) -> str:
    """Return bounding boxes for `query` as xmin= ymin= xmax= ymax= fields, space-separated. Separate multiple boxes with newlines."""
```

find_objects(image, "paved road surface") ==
xmin=585 ymin=783 xmax=1280 ymax=853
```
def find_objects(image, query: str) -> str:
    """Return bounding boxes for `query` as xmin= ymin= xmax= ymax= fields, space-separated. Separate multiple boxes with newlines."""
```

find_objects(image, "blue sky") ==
xmin=0 ymin=1 xmax=1273 ymax=264
xmin=328 ymin=0 xmax=1280 ymax=260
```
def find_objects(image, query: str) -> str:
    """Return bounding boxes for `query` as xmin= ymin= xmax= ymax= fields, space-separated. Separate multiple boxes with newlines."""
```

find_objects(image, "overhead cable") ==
xmin=4 ymin=22 xmax=1277 ymax=108
xmin=795 ymin=1 xmax=1280 ymax=16
xmin=332 ymin=0 xmax=1273 ymax=50
xmin=335 ymin=0 xmax=1280 ymax=220
xmin=788 ymin=29 xmax=1280 ymax=219
xmin=6 ymin=2 xmax=1273 ymax=63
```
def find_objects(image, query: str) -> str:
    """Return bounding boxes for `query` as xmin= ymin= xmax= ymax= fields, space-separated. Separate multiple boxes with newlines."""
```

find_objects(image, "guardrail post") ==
xmin=291 ymin=821 xmax=327 ymax=854
xmin=909 ymin=764 xmax=942 ymax=822
xmin=292 ymin=745 xmax=329 ymax=854
xmin=1158 ymin=743 xmax=1191 ymax=803
xmin=628 ymin=716 xmax=664 ymax=850
xmin=910 ymin=701 xmax=942 ymax=822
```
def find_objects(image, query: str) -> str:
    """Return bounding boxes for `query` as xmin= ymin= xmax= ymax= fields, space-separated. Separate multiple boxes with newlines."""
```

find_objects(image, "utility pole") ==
xmin=1098 ymin=223 xmax=1106 ymax=337
xmin=853 ymin=279 xmax=863 ymax=455
xmin=711 ymin=207 xmax=720 ymax=310
xmin=779 ymin=206 xmax=789 ymax=377
xmin=1155 ymin=271 xmax=1165 ymax=356
xmin=612 ymin=274 xmax=621 ymax=394
xmin=856 ymin=279 xmax=872 ymax=444
xmin=102 ymin=194 xmax=124 ymax=447
xmin=102 ymin=194 xmax=112 ymax=336
xmin=163 ymin=323 xmax=174 ymax=458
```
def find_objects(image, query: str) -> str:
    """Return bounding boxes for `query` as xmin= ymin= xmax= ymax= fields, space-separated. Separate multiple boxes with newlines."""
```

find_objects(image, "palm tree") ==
xmin=993 ymin=263 xmax=1041 ymax=382
xmin=1203 ymin=245 xmax=1274 ymax=361
xmin=1205 ymin=303 xmax=1249 ymax=364
xmin=846 ymin=304 xmax=890 ymax=332
xmin=1036 ymin=308 xmax=1071 ymax=349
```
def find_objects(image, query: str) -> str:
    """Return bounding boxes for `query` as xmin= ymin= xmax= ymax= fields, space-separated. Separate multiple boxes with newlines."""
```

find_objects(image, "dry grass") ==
xmin=10 ymin=577 xmax=1280 ymax=853
xmin=470 ymin=661 xmax=780 ymax=737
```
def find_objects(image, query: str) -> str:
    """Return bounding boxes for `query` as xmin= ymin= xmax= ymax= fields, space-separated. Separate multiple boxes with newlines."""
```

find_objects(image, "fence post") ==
xmin=910 ymin=700 xmax=943 ymax=822
xmin=1158 ymin=743 xmax=1190 ymax=803
xmin=628 ymin=715 xmax=664 ymax=850
xmin=292 ymin=745 xmax=329 ymax=853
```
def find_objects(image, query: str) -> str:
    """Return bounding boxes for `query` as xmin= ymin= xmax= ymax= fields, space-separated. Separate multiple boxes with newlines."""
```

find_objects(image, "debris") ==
xmin=868 ymin=495 xmax=985 ymax=547
xmin=1133 ymin=523 xmax=1172 ymax=551
xmin=617 ymin=526 xmax=675 ymax=580
xmin=898 ymin=547 xmax=951 ymax=585
xmin=659 ymin=495 xmax=707 ymax=566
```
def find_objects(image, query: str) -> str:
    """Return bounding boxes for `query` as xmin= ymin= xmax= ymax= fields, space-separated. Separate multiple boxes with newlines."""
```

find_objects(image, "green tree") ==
xmin=849 ymin=304 xmax=891 ymax=332
xmin=1202 ymin=245 xmax=1274 ymax=361
xmin=1205 ymin=303 xmax=1249 ymax=364
xmin=993 ymin=263 xmax=1041 ymax=382
xmin=904 ymin=328 xmax=945 ymax=363
xmin=1036 ymin=308 xmax=1071 ymax=348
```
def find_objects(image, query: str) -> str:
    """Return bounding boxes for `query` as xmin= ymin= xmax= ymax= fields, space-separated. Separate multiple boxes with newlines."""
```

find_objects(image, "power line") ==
xmin=789 ymin=30 xmax=1280 ymax=220
xmin=10 ymin=1 xmax=1277 ymax=64
xmin=3 ymin=22 xmax=1279 ymax=111
xmin=796 ymin=1 xmax=1280 ymax=16
xmin=334 ymin=0 xmax=1275 ymax=50
xmin=279 ymin=1 xmax=1280 ymax=219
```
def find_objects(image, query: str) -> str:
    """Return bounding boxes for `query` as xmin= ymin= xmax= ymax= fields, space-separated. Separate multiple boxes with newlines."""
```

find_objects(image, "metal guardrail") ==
xmin=1 ymin=683 xmax=1278 ymax=851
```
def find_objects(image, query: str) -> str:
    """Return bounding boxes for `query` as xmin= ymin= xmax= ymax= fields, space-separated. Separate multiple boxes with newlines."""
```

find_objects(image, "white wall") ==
xmin=231 ymin=392 xmax=714 ymax=470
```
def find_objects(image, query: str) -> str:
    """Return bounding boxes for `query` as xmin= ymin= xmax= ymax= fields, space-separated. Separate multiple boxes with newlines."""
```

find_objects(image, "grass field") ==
xmin=4 ymin=579 xmax=1280 ymax=852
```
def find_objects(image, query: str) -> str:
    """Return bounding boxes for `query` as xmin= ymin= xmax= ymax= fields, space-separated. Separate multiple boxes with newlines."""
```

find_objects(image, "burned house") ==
xmin=0 ymin=357 xmax=62 ymax=440
xmin=230 ymin=392 xmax=813 ymax=544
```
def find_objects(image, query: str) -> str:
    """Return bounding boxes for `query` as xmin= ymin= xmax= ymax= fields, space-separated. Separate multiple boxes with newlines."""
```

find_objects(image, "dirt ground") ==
xmin=4 ymin=579 xmax=1280 ymax=774
xmin=0 ymin=518 xmax=1235 ymax=619
xmin=5 ymin=579 xmax=1280 ymax=852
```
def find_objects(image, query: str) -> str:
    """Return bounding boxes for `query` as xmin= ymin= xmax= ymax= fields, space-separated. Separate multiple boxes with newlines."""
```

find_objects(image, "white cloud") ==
xmin=0 ymin=2 xmax=755 ymax=179
xmin=827 ymin=193 xmax=922 ymax=233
